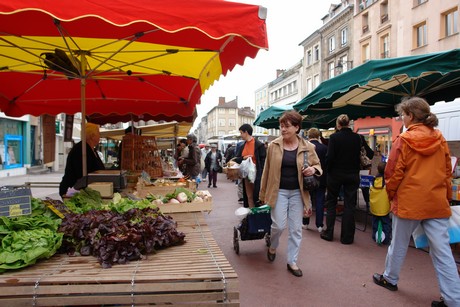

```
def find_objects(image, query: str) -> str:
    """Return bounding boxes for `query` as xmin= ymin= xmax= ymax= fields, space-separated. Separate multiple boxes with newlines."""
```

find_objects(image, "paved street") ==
xmin=1 ymin=172 xmax=458 ymax=306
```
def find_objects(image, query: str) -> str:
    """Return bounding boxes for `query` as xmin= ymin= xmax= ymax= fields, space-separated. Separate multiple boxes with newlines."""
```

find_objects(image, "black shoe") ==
xmin=320 ymin=231 xmax=333 ymax=242
xmin=373 ymin=273 xmax=398 ymax=291
xmin=207 ymin=185 xmax=211 ymax=188
xmin=267 ymin=248 xmax=276 ymax=262
xmin=431 ymin=298 xmax=447 ymax=307
xmin=287 ymin=264 xmax=303 ymax=277
xmin=340 ymin=239 xmax=354 ymax=245
xmin=238 ymin=198 xmax=244 ymax=202
xmin=213 ymin=185 xmax=217 ymax=188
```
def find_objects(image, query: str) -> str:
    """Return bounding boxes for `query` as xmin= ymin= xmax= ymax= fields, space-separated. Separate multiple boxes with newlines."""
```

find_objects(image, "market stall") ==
xmin=0 ymin=212 xmax=238 ymax=306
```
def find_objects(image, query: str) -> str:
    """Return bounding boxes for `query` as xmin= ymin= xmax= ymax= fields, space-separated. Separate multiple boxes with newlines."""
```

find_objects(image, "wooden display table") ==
xmin=0 ymin=212 xmax=238 ymax=306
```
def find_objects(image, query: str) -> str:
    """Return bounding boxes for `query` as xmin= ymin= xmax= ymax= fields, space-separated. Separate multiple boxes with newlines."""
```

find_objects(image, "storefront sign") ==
xmin=0 ymin=186 xmax=32 ymax=217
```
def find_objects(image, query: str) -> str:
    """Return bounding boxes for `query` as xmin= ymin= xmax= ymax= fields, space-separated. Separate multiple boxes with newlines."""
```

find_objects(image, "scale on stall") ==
xmin=73 ymin=169 xmax=127 ymax=193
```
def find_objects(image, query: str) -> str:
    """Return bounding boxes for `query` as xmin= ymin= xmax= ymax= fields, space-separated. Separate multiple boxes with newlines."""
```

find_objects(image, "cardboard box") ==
xmin=88 ymin=182 xmax=114 ymax=198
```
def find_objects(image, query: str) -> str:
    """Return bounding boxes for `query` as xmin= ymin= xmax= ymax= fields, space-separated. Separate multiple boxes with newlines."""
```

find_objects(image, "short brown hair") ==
xmin=307 ymin=128 xmax=320 ymax=139
xmin=279 ymin=110 xmax=302 ymax=133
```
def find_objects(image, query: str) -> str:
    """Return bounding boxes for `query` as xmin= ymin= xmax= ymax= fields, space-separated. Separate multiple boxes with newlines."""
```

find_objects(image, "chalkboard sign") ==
xmin=0 ymin=186 xmax=32 ymax=217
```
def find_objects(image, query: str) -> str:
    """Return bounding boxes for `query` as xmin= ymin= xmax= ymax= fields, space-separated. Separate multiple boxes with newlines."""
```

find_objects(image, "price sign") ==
xmin=0 ymin=186 xmax=32 ymax=217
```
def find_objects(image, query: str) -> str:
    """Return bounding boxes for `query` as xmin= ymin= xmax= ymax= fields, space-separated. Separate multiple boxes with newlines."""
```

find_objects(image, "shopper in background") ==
xmin=233 ymin=124 xmax=266 ymax=208
xmin=59 ymin=122 xmax=105 ymax=196
xmin=302 ymin=128 xmax=327 ymax=233
xmin=174 ymin=139 xmax=188 ymax=173
xmin=372 ymin=97 xmax=460 ymax=307
xmin=178 ymin=134 xmax=201 ymax=182
xmin=259 ymin=110 xmax=322 ymax=277
xmin=204 ymin=143 xmax=222 ymax=188
xmin=360 ymin=134 xmax=374 ymax=210
xmin=320 ymin=114 xmax=361 ymax=244
xmin=201 ymin=144 xmax=211 ymax=182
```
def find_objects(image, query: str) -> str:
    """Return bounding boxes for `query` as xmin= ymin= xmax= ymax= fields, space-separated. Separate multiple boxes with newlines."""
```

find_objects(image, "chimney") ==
xmin=276 ymin=69 xmax=285 ymax=77
xmin=218 ymin=97 xmax=226 ymax=105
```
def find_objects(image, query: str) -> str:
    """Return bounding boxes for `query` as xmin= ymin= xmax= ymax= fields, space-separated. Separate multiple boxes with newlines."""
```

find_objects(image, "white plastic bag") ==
xmin=247 ymin=159 xmax=256 ymax=183
xmin=412 ymin=206 xmax=460 ymax=248
xmin=239 ymin=158 xmax=256 ymax=183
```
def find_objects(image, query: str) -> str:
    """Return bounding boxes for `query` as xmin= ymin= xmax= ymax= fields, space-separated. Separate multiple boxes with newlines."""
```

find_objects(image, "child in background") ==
xmin=370 ymin=162 xmax=392 ymax=245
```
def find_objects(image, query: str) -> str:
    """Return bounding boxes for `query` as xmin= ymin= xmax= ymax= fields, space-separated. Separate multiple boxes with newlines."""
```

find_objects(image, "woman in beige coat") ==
xmin=259 ymin=110 xmax=322 ymax=277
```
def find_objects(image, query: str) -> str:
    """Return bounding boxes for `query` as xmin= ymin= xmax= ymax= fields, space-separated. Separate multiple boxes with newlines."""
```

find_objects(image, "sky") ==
xmin=193 ymin=0 xmax=333 ymax=129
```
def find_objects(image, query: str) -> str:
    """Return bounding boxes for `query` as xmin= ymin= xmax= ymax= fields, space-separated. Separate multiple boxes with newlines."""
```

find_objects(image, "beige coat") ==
xmin=259 ymin=136 xmax=322 ymax=212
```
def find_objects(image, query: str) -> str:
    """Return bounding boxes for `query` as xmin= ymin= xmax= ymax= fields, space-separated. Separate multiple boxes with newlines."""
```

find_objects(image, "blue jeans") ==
xmin=383 ymin=216 xmax=460 ymax=306
xmin=270 ymin=189 xmax=303 ymax=266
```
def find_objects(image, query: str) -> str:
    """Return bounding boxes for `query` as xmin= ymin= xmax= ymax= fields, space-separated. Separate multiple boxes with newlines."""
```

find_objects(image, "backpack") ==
xmin=370 ymin=176 xmax=390 ymax=216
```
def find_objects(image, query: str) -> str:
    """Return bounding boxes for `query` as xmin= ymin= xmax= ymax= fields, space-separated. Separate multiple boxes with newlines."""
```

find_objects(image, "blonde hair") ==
xmin=396 ymin=96 xmax=438 ymax=128
xmin=85 ymin=123 xmax=100 ymax=140
xmin=336 ymin=114 xmax=349 ymax=128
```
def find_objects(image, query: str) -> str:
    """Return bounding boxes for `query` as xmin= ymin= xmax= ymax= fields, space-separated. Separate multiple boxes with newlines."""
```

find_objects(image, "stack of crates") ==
xmin=121 ymin=134 xmax=163 ymax=178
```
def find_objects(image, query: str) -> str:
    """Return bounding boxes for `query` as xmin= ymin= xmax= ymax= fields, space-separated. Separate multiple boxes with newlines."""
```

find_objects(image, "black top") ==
xmin=326 ymin=127 xmax=361 ymax=174
xmin=280 ymin=148 xmax=300 ymax=190
xmin=310 ymin=139 xmax=328 ymax=188
xmin=59 ymin=141 xmax=105 ymax=196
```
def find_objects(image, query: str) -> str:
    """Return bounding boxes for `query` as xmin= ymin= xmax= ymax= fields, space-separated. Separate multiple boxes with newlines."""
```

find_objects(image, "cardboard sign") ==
xmin=0 ymin=186 xmax=32 ymax=217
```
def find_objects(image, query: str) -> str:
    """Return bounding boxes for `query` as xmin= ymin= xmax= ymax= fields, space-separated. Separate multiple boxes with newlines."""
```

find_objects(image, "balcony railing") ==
xmin=362 ymin=25 xmax=369 ymax=34
xmin=381 ymin=14 xmax=388 ymax=23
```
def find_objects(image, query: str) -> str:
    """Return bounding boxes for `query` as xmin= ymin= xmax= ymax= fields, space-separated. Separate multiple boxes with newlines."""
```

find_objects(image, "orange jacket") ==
xmin=385 ymin=123 xmax=452 ymax=220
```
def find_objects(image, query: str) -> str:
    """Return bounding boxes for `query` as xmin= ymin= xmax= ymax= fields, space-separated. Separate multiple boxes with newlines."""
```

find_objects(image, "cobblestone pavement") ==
xmin=1 ymin=172 xmax=459 ymax=306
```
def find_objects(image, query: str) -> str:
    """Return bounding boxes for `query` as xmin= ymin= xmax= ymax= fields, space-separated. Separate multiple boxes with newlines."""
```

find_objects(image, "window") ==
xmin=313 ymin=74 xmax=320 ymax=88
xmin=380 ymin=1 xmax=388 ymax=23
xmin=328 ymin=36 xmax=336 ymax=53
xmin=306 ymin=78 xmax=312 ymax=94
xmin=341 ymin=28 xmax=348 ymax=46
xmin=218 ymin=108 xmax=226 ymax=114
xmin=362 ymin=43 xmax=370 ymax=62
xmin=339 ymin=56 xmax=350 ymax=73
xmin=414 ymin=22 xmax=427 ymax=48
xmin=218 ymin=119 xmax=225 ymax=126
xmin=228 ymin=109 xmax=235 ymax=114
xmin=381 ymin=34 xmax=390 ymax=58
xmin=362 ymin=13 xmax=369 ymax=34
xmin=314 ymin=45 xmax=320 ymax=61
xmin=328 ymin=62 xmax=335 ymax=79
xmin=307 ymin=50 xmax=312 ymax=65
xmin=228 ymin=119 xmax=235 ymax=127
xmin=442 ymin=8 xmax=458 ymax=37
xmin=413 ymin=0 xmax=427 ymax=7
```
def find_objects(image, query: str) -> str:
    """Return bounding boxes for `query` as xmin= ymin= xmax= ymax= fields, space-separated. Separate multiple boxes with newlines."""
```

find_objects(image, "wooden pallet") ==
xmin=0 ymin=213 xmax=238 ymax=306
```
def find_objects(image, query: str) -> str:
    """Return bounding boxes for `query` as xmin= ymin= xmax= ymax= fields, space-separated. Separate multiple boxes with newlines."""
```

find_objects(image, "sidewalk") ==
xmin=1 ymin=172 xmax=458 ymax=306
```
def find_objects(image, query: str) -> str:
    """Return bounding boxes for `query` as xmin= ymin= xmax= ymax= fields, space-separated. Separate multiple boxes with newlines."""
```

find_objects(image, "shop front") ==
xmin=353 ymin=117 xmax=403 ymax=159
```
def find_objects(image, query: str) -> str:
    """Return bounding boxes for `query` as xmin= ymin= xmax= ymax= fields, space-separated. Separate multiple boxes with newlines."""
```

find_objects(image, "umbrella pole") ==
xmin=80 ymin=55 xmax=87 ymax=177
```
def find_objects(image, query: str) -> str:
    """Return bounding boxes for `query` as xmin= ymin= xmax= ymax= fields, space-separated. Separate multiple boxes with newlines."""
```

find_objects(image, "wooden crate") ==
xmin=158 ymin=200 xmax=212 ymax=214
xmin=135 ymin=183 xmax=196 ymax=198
xmin=0 ymin=213 xmax=238 ymax=306
xmin=121 ymin=135 xmax=163 ymax=178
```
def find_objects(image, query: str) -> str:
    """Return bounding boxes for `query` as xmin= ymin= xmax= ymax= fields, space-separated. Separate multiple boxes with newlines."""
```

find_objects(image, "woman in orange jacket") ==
xmin=372 ymin=97 xmax=460 ymax=307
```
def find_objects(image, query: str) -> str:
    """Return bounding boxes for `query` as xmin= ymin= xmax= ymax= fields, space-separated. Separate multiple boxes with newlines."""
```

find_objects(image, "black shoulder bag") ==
xmin=302 ymin=151 xmax=320 ymax=191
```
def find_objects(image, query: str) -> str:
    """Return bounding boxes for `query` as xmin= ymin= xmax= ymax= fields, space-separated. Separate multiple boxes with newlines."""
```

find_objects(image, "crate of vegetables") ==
xmin=147 ymin=188 xmax=212 ymax=214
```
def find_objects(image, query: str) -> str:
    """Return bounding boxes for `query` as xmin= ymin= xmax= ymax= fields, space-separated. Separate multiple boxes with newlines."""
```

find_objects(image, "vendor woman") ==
xmin=59 ymin=123 xmax=105 ymax=196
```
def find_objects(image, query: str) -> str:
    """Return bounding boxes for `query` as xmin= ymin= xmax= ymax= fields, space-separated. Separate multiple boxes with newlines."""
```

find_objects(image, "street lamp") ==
xmin=335 ymin=60 xmax=353 ymax=74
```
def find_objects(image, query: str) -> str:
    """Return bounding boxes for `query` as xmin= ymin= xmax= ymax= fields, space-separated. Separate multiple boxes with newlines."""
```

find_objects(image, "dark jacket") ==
xmin=59 ymin=141 xmax=105 ymax=196
xmin=182 ymin=143 xmax=201 ymax=177
xmin=234 ymin=138 xmax=266 ymax=207
xmin=326 ymin=127 xmax=361 ymax=174
xmin=204 ymin=150 xmax=223 ymax=172
xmin=310 ymin=139 xmax=328 ymax=188
xmin=224 ymin=145 xmax=236 ymax=162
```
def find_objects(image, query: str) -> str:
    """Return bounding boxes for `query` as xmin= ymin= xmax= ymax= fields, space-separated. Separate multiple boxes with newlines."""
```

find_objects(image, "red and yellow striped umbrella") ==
xmin=0 ymin=0 xmax=268 ymax=122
